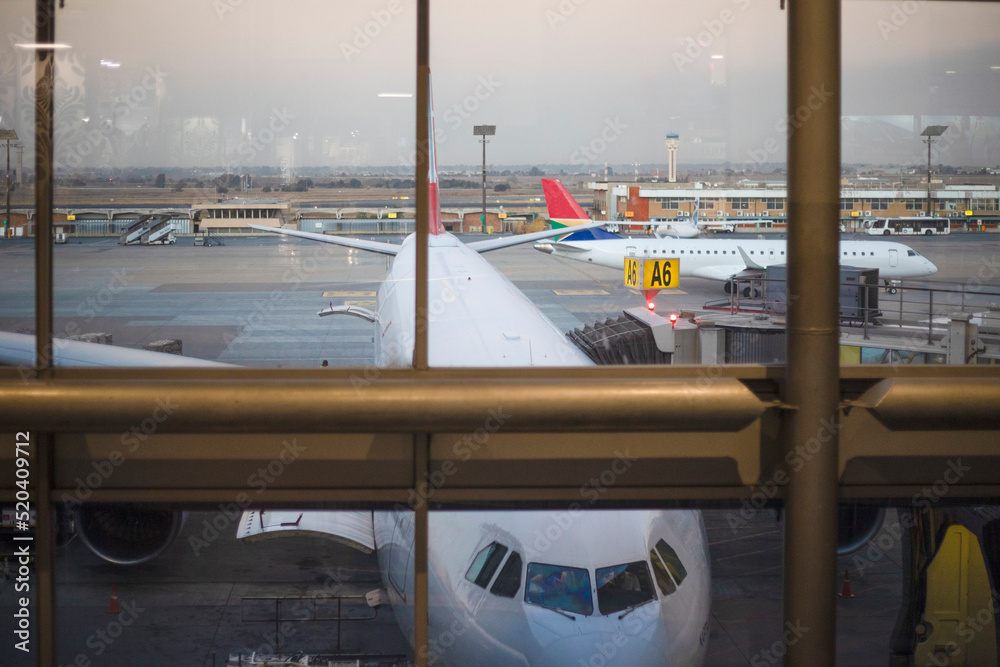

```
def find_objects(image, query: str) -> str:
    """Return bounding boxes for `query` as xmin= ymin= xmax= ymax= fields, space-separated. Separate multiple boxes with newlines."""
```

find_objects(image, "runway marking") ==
xmin=324 ymin=291 xmax=376 ymax=297
xmin=344 ymin=300 xmax=376 ymax=307
xmin=552 ymin=289 xmax=608 ymax=296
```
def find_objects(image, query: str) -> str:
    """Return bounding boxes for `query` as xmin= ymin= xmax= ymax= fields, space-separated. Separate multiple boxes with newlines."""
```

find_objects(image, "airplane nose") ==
xmin=926 ymin=258 xmax=938 ymax=274
xmin=534 ymin=242 xmax=554 ymax=254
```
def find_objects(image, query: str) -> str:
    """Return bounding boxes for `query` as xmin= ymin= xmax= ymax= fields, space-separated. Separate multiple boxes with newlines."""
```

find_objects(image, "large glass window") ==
xmin=40 ymin=0 xmax=415 ymax=369
xmin=841 ymin=0 xmax=1000 ymax=368
xmin=0 ymin=0 xmax=36 ymax=353
xmin=3 ymin=1 xmax=998 ymax=665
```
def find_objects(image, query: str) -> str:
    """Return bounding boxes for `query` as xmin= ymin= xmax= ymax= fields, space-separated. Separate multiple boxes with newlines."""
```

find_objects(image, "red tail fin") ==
xmin=427 ymin=80 xmax=445 ymax=235
xmin=542 ymin=179 xmax=590 ymax=221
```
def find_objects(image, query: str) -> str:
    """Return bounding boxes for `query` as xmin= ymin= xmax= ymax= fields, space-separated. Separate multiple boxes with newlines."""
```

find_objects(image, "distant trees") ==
xmin=494 ymin=183 xmax=509 ymax=192
xmin=154 ymin=173 xmax=166 ymax=188
xmin=281 ymin=178 xmax=314 ymax=192
xmin=372 ymin=178 xmax=415 ymax=189
xmin=439 ymin=178 xmax=477 ymax=188
xmin=528 ymin=167 xmax=543 ymax=176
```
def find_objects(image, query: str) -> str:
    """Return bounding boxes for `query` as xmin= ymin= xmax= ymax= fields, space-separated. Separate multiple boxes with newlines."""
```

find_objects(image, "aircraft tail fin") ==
xmin=542 ymin=179 xmax=592 ymax=230
xmin=427 ymin=76 xmax=445 ymax=236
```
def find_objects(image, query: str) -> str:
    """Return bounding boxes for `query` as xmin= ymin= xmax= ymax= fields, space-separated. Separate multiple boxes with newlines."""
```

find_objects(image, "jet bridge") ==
xmin=568 ymin=307 xmax=680 ymax=364
xmin=118 ymin=214 xmax=176 ymax=245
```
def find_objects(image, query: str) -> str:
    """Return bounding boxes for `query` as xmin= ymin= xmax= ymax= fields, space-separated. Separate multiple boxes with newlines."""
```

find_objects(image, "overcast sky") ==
xmin=1 ymin=0 xmax=997 ymax=170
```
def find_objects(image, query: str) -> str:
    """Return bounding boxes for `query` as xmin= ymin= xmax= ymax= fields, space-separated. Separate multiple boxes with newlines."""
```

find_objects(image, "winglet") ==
xmin=737 ymin=246 xmax=765 ymax=270
xmin=427 ymin=78 xmax=445 ymax=236
xmin=542 ymin=179 xmax=591 ymax=228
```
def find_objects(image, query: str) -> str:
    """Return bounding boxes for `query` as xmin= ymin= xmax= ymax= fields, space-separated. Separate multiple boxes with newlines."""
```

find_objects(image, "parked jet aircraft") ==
xmin=536 ymin=180 xmax=938 ymax=293
xmin=238 ymin=81 xmax=713 ymax=666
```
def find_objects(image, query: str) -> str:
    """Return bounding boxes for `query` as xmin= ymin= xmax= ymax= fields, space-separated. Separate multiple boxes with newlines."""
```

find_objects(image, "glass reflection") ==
xmin=36 ymin=0 xmax=416 ymax=368
xmin=0 ymin=0 xmax=36 ymax=358
xmin=837 ymin=0 xmax=1000 ymax=366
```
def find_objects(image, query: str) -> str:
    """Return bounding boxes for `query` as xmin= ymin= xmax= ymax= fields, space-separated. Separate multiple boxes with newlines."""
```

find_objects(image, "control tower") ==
xmin=665 ymin=133 xmax=679 ymax=183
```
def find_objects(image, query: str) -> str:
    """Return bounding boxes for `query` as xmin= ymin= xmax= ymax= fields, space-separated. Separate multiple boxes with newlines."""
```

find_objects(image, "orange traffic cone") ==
xmin=108 ymin=585 xmax=120 ymax=613
xmin=838 ymin=569 xmax=855 ymax=598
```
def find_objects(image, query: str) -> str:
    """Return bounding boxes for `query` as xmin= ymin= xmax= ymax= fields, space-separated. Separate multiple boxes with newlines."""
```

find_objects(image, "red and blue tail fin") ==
xmin=427 ymin=79 xmax=445 ymax=236
xmin=542 ymin=179 xmax=592 ymax=231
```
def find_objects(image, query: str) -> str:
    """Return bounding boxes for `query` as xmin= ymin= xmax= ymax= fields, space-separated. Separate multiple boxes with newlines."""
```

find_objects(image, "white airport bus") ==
xmin=864 ymin=217 xmax=951 ymax=236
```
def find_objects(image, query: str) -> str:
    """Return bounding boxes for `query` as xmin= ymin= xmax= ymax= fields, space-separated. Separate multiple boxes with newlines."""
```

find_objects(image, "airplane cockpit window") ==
xmin=489 ymin=550 xmax=523 ymax=598
xmin=595 ymin=561 xmax=656 ymax=616
xmin=907 ymin=250 xmax=918 ymax=257
xmin=649 ymin=540 xmax=687 ymax=595
xmin=465 ymin=541 xmax=509 ymax=589
xmin=649 ymin=548 xmax=677 ymax=596
xmin=525 ymin=563 xmax=593 ymax=616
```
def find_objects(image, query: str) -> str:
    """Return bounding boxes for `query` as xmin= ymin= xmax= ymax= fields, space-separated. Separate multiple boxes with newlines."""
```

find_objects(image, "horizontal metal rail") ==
xmin=3 ymin=371 xmax=1000 ymax=433
xmin=0 ymin=376 xmax=767 ymax=433
xmin=853 ymin=378 xmax=1000 ymax=429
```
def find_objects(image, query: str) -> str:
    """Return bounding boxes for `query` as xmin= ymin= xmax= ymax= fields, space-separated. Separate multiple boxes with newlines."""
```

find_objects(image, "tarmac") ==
xmin=1 ymin=230 xmax=998 ymax=665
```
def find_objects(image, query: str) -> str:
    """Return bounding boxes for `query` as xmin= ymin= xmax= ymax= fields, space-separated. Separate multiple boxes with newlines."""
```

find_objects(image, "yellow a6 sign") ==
xmin=624 ymin=258 xmax=678 ymax=289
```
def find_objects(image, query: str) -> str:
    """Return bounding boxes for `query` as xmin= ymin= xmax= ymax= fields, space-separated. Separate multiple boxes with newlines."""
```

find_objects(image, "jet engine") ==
xmin=838 ymin=504 xmax=885 ymax=555
xmin=75 ymin=504 xmax=185 ymax=565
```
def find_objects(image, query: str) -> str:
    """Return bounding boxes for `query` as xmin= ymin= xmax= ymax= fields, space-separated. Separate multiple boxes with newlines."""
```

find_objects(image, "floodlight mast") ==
xmin=473 ymin=125 xmax=496 ymax=233
xmin=920 ymin=125 xmax=948 ymax=218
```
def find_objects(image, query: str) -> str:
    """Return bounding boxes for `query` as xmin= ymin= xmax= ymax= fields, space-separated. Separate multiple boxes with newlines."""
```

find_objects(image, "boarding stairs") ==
xmin=118 ymin=214 xmax=175 ymax=245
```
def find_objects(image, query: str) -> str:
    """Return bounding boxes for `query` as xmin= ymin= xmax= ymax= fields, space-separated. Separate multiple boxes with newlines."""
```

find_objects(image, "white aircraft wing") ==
xmin=466 ymin=220 xmax=605 ymax=253
xmin=237 ymin=509 xmax=376 ymax=554
xmin=247 ymin=224 xmax=400 ymax=256
xmin=0 ymin=332 xmax=235 ymax=368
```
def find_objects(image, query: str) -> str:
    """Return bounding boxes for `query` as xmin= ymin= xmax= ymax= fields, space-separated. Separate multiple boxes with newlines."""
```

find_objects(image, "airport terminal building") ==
xmin=593 ymin=181 xmax=1000 ymax=229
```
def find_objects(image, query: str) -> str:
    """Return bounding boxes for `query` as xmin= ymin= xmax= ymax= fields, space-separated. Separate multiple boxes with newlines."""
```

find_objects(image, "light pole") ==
xmin=0 ymin=128 xmax=17 ymax=240
xmin=920 ymin=125 xmax=948 ymax=218
xmin=473 ymin=125 xmax=496 ymax=233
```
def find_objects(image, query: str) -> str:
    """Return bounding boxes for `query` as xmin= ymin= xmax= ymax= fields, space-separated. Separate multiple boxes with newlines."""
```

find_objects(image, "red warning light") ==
xmin=669 ymin=313 xmax=678 ymax=325
xmin=647 ymin=301 xmax=655 ymax=311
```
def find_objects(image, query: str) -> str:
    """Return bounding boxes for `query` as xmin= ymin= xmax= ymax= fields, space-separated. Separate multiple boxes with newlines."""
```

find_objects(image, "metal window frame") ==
xmin=1 ymin=1 xmax=998 ymax=666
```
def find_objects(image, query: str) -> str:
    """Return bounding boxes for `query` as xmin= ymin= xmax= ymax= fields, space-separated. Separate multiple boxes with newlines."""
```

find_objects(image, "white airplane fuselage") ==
xmin=537 ymin=236 xmax=938 ymax=283
xmin=364 ymin=232 xmax=710 ymax=665
xmin=376 ymin=233 xmax=592 ymax=367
